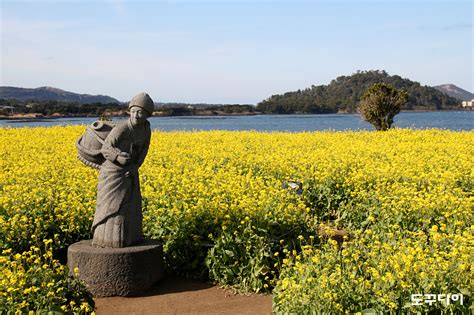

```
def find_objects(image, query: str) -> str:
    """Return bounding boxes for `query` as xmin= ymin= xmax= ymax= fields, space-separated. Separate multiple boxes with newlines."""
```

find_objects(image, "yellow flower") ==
xmin=1 ymin=127 xmax=472 ymax=312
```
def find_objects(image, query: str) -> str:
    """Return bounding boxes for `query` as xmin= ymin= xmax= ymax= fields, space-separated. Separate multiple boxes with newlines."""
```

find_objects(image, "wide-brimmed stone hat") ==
xmin=128 ymin=92 xmax=154 ymax=115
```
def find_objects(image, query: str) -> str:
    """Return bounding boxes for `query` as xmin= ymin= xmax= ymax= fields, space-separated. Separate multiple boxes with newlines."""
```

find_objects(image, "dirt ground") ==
xmin=94 ymin=274 xmax=272 ymax=315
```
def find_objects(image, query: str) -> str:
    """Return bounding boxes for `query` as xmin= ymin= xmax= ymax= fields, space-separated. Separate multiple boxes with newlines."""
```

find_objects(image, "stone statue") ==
xmin=70 ymin=92 xmax=163 ymax=297
xmin=89 ymin=92 xmax=153 ymax=248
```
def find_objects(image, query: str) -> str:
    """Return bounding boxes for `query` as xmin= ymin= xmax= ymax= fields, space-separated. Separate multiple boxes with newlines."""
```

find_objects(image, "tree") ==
xmin=358 ymin=83 xmax=408 ymax=131
xmin=256 ymin=70 xmax=459 ymax=114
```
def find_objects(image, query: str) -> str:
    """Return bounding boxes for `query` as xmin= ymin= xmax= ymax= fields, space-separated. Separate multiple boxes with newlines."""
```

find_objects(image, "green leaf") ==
xmin=458 ymin=287 xmax=470 ymax=296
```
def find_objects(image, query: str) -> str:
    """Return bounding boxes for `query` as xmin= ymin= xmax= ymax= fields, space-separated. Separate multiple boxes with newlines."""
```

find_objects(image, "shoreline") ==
xmin=1 ymin=108 xmax=471 ymax=121
xmin=0 ymin=112 xmax=261 ymax=121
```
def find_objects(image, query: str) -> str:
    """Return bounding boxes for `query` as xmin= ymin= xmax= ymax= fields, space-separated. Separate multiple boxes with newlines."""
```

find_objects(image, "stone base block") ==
xmin=67 ymin=239 xmax=164 ymax=297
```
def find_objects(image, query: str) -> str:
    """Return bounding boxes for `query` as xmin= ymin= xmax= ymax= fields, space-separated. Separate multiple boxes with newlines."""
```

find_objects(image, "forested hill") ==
xmin=256 ymin=70 xmax=462 ymax=114
xmin=0 ymin=86 xmax=119 ymax=104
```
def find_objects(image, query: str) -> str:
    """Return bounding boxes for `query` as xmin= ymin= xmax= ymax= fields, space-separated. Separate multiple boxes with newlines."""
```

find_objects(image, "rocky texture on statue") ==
xmin=68 ymin=92 xmax=163 ymax=297
xmin=68 ymin=240 xmax=163 ymax=297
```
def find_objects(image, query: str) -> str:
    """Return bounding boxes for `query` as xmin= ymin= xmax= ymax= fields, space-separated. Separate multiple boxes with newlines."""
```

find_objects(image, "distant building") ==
xmin=0 ymin=105 xmax=14 ymax=115
xmin=461 ymin=99 xmax=474 ymax=107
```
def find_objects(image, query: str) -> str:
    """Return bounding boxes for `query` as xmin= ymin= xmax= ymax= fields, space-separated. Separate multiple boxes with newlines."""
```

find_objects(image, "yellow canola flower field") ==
xmin=0 ymin=126 xmax=472 ymax=313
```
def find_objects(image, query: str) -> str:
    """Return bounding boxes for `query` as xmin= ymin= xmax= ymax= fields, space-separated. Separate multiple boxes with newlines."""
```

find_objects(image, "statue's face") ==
xmin=130 ymin=106 xmax=148 ymax=126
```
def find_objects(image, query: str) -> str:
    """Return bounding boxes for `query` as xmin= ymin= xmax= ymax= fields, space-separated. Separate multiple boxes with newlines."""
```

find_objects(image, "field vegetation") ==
xmin=1 ymin=126 xmax=472 ymax=313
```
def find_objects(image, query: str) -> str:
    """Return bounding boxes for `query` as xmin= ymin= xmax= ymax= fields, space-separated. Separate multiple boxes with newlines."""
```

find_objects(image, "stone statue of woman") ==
xmin=90 ymin=92 xmax=153 ymax=248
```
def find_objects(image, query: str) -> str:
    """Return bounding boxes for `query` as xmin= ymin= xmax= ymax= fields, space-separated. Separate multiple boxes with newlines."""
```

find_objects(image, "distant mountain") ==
xmin=433 ymin=84 xmax=474 ymax=101
xmin=0 ymin=86 xmax=120 ymax=104
xmin=257 ymin=70 xmax=462 ymax=114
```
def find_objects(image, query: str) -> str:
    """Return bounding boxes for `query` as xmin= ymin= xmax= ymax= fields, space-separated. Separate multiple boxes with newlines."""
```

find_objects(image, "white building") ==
xmin=461 ymin=99 xmax=474 ymax=107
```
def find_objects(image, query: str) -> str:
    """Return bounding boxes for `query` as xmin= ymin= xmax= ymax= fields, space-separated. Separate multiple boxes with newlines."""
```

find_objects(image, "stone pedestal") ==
xmin=67 ymin=239 xmax=164 ymax=297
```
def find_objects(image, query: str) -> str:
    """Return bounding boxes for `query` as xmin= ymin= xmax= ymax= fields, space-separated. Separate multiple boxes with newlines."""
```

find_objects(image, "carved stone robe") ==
xmin=91 ymin=119 xmax=151 ymax=248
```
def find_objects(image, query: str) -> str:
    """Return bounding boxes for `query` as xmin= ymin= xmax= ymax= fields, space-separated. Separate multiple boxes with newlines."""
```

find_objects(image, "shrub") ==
xmin=1 ymin=240 xmax=94 ymax=314
xmin=358 ymin=83 xmax=408 ymax=131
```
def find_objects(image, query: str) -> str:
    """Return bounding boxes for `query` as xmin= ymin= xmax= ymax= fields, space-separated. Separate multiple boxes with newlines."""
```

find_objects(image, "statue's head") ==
xmin=128 ymin=92 xmax=154 ymax=126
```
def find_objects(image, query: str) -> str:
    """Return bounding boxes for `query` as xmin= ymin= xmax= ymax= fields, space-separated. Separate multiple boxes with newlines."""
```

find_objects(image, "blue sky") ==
xmin=1 ymin=0 xmax=472 ymax=104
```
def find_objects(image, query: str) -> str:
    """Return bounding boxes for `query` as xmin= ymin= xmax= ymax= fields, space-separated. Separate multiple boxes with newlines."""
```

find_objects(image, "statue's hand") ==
xmin=116 ymin=152 xmax=131 ymax=165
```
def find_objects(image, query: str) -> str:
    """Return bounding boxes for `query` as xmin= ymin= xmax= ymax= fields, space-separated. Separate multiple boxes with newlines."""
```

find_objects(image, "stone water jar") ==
xmin=76 ymin=121 xmax=116 ymax=169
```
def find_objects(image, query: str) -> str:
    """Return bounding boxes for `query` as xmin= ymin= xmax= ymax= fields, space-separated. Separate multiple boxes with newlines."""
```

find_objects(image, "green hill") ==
xmin=257 ymin=70 xmax=462 ymax=114
xmin=0 ymin=86 xmax=119 ymax=104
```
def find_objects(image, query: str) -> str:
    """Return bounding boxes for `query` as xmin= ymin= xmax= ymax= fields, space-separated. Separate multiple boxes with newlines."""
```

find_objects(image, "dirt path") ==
xmin=95 ymin=275 xmax=272 ymax=315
